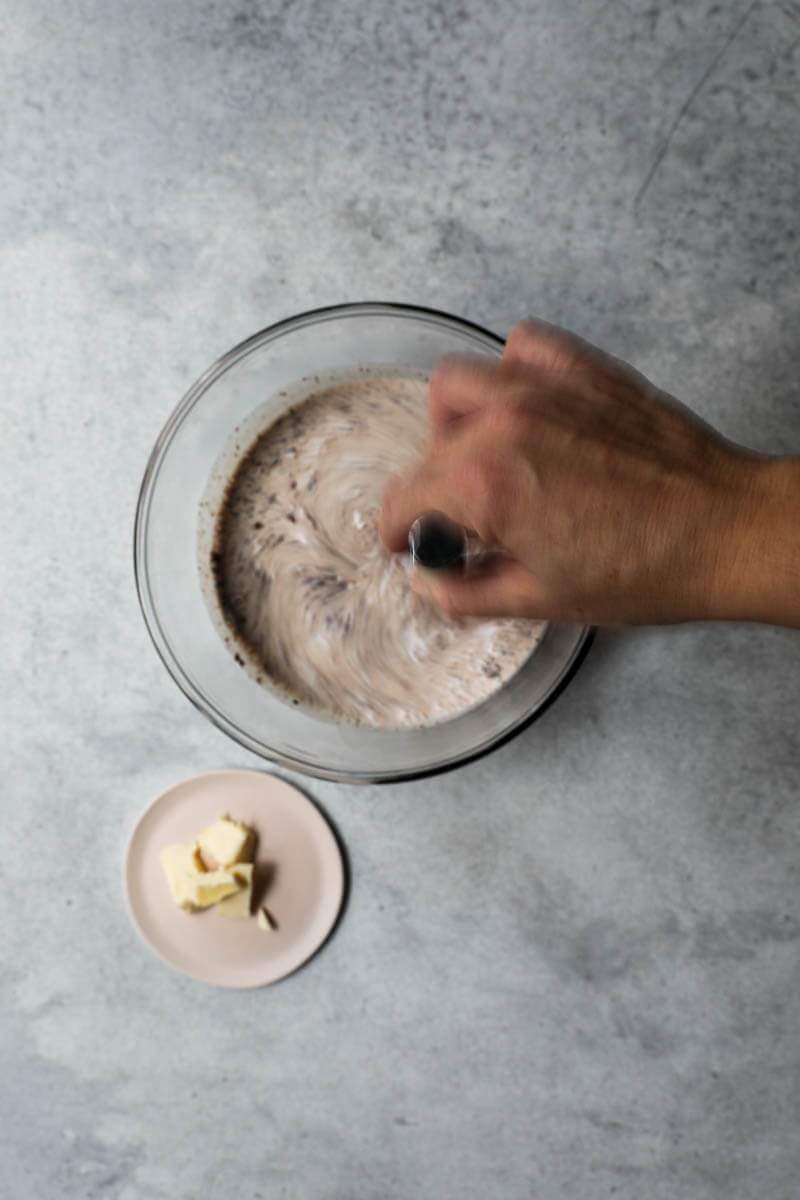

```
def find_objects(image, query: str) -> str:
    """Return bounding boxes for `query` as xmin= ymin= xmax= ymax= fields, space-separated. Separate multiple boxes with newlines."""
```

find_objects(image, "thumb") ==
xmin=413 ymin=557 xmax=547 ymax=620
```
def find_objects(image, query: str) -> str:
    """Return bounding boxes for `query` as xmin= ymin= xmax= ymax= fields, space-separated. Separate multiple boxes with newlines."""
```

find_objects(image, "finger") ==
xmin=505 ymin=317 xmax=657 ymax=404
xmin=379 ymin=467 xmax=477 ymax=554
xmin=503 ymin=317 xmax=606 ymax=380
xmin=412 ymin=557 xmax=547 ymax=619
xmin=428 ymin=354 xmax=502 ymax=435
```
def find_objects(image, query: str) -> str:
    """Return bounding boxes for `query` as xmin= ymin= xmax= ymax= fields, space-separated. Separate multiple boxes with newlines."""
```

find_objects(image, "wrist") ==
xmin=708 ymin=454 xmax=800 ymax=626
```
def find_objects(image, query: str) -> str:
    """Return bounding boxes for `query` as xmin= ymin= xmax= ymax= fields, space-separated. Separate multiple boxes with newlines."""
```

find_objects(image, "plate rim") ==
xmin=123 ymin=768 xmax=347 ymax=988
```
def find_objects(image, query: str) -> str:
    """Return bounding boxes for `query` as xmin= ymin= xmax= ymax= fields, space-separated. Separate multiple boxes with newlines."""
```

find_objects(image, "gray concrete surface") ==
xmin=2 ymin=1 xmax=799 ymax=1196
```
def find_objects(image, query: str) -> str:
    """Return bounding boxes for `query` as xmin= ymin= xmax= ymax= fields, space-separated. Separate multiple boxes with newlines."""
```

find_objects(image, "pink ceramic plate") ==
xmin=125 ymin=770 xmax=345 ymax=987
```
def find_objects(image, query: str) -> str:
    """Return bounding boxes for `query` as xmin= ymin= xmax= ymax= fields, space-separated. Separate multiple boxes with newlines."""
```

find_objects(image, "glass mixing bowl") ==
xmin=135 ymin=303 xmax=591 ymax=782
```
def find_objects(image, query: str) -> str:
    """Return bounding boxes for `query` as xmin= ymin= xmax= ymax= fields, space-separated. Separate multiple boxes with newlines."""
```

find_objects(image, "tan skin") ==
xmin=379 ymin=319 xmax=800 ymax=628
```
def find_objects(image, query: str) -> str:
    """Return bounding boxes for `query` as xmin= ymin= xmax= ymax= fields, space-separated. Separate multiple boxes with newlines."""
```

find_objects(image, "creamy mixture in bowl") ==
xmin=208 ymin=373 xmax=545 ymax=728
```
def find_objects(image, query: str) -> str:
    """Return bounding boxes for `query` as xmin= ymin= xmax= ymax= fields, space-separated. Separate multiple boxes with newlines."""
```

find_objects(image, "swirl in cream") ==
xmin=212 ymin=374 xmax=545 ymax=728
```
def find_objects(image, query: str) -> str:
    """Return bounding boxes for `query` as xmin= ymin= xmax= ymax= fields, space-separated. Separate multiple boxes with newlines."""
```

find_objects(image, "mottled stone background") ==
xmin=2 ymin=1 xmax=799 ymax=1197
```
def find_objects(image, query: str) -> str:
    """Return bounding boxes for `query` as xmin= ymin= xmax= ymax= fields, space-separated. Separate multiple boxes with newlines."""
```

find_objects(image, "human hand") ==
xmin=379 ymin=319 xmax=799 ymax=627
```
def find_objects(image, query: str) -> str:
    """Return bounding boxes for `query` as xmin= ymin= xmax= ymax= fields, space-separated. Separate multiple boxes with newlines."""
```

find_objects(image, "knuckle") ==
xmin=484 ymin=397 xmax=533 ymax=440
xmin=505 ymin=320 xmax=538 ymax=358
xmin=457 ymin=455 xmax=503 ymax=533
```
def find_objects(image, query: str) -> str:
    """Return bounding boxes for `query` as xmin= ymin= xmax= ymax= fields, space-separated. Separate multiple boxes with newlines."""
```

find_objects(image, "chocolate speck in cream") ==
xmin=210 ymin=374 xmax=545 ymax=728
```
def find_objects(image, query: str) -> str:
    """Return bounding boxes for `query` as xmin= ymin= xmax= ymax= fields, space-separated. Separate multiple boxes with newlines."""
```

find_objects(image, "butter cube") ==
xmin=216 ymin=863 xmax=254 ymax=919
xmin=181 ymin=869 xmax=242 ymax=909
xmin=159 ymin=841 xmax=206 ymax=911
xmin=196 ymin=816 xmax=255 ymax=868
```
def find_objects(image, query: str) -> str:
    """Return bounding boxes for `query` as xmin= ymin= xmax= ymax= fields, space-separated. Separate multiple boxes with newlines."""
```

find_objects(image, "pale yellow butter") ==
xmin=159 ymin=841 xmax=206 ymax=911
xmin=159 ymin=817 xmax=264 ymax=919
xmin=196 ymin=816 xmax=255 ymax=868
xmin=216 ymin=863 xmax=254 ymax=919
xmin=181 ymin=868 xmax=242 ymax=909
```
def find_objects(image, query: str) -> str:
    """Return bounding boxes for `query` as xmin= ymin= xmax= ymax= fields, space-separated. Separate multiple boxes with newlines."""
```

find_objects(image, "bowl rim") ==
xmin=134 ymin=301 xmax=593 ymax=783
